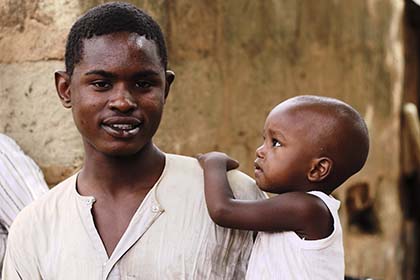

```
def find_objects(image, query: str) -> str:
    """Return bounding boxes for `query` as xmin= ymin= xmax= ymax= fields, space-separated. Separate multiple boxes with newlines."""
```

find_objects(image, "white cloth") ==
xmin=0 ymin=225 xmax=5 ymax=280
xmin=0 ymin=134 xmax=49 ymax=278
xmin=2 ymin=154 xmax=263 ymax=280
xmin=246 ymin=191 xmax=344 ymax=280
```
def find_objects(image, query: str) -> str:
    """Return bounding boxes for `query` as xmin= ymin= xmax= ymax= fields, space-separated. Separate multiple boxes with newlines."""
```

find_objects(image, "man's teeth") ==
xmin=109 ymin=124 xmax=138 ymax=130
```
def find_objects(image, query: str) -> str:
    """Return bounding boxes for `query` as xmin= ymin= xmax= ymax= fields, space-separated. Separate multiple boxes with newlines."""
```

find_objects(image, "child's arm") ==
xmin=197 ymin=152 xmax=241 ymax=225
xmin=197 ymin=152 xmax=333 ymax=240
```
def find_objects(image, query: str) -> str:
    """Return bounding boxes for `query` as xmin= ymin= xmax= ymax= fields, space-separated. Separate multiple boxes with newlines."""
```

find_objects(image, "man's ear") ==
xmin=307 ymin=157 xmax=333 ymax=182
xmin=54 ymin=71 xmax=72 ymax=108
xmin=164 ymin=70 xmax=175 ymax=100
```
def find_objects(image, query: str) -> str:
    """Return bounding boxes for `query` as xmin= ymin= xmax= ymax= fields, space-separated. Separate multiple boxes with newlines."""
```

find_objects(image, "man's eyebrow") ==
xmin=132 ymin=70 xmax=161 ymax=78
xmin=84 ymin=70 xmax=116 ymax=78
xmin=84 ymin=69 xmax=161 ymax=78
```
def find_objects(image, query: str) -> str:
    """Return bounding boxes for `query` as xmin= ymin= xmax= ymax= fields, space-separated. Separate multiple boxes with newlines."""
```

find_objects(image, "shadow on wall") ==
xmin=78 ymin=0 xmax=162 ymax=14
xmin=345 ymin=182 xmax=380 ymax=234
xmin=345 ymin=277 xmax=376 ymax=280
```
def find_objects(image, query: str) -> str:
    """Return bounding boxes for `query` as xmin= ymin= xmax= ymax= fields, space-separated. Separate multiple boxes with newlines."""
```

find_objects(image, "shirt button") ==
xmin=151 ymin=205 xmax=160 ymax=213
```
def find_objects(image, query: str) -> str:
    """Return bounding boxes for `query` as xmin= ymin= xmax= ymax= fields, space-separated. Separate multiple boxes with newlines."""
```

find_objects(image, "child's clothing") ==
xmin=245 ymin=191 xmax=344 ymax=280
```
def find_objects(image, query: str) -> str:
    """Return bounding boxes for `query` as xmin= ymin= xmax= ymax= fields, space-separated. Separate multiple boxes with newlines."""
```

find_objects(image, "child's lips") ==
xmin=254 ymin=160 xmax=263 ymax=175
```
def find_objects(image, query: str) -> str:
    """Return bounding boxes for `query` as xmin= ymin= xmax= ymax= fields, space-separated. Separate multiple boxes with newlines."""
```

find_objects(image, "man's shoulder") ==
xmin=227 ymin=169 xmax=265 ymax=200
xmin=11 ymin=174 xmax=76 ymax=227
xmin=33 ymin=173 xmax=75 ymax=205
xmin=165 ymin=153 xmax=265 ymax=199
xmin=166 ymin=153 xmax=200 ymax=167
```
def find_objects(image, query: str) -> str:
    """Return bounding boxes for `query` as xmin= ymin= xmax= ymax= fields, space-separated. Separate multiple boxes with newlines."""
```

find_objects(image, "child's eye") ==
xmin=135 ymin=81 xmax=152 ymax=89
xmin=272 ymin=139 xmax=282 ymax=147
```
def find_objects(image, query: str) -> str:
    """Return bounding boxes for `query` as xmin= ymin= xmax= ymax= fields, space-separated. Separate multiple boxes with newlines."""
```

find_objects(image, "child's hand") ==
xmin=196 ymin=152 xmax=240 ymax=171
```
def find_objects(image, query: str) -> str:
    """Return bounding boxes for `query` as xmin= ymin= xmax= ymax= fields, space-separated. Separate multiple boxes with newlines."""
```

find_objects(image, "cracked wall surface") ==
xmin=0 ymin=0 xmax=406 ymax=278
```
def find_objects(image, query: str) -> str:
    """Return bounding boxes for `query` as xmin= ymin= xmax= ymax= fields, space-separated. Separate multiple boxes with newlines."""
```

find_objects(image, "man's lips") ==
xmin=101 ymin=116 xmax=142 ymax=138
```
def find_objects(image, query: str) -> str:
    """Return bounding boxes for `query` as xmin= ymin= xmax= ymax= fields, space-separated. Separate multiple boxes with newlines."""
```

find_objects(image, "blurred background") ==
xmin=1 ymin=0 xmax=419 ymax=278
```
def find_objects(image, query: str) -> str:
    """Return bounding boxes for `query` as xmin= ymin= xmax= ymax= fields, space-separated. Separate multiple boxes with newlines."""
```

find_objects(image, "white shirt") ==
xmin=0 ymin=134 xmax=49 ymax=278
xmin=246 ymin=191 xmax=344 ymax=280
xmin=2 ymin=154 xmax=263 ymax=280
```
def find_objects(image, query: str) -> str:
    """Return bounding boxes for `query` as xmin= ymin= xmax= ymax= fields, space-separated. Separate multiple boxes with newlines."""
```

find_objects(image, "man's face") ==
xmin=254 ymin=104 xmax=316 ymax=193
xmin=59 ymin=32 xmax=173 ymax=156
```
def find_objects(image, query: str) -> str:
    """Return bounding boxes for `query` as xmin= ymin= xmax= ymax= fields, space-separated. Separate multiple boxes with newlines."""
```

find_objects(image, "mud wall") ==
xmin=0 ymin=0 xmax=405 ymax=278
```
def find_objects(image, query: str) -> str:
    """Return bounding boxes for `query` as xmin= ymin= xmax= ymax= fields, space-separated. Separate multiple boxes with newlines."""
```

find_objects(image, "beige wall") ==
xmin=0 ymin=0 xmax=406 ymax=278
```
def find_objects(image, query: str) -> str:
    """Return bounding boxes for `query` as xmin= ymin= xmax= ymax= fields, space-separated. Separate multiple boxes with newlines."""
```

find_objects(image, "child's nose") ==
xmin=256 ymin=145 xmax=265 ymax=159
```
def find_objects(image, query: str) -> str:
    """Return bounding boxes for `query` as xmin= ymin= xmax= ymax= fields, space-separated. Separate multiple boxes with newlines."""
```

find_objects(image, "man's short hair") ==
xmin=65 ymin=2 xmax=168 ymax=76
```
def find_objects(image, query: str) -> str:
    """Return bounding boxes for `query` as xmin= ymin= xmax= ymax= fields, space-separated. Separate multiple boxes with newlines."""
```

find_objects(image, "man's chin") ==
xmin=106 ymin=146 xmax=146 ymax=157
xmin=93 ymin=143 xmax=147 ymax=158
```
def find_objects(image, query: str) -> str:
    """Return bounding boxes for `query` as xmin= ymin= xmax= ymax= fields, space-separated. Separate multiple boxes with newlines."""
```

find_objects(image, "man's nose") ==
xmin=256 ymin=144 xmax=265 ymax=159
xmin=108 ymin=86 xmax=137 ymax=113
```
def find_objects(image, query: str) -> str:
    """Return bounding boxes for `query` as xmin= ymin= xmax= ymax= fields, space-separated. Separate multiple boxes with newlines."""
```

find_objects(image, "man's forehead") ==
xmin=76 ymin=32 xmax=162 ymax=71
xmin=128 ymin=33 xmax=149 ymax=48
xmin=82 ymin=32 xmax=157 ymax=51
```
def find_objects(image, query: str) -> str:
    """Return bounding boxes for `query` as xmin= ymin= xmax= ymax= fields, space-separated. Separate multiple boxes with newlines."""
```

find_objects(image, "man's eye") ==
xmin=272 ymin=139 xmax=282 ymax=147
xmin=92 ymin=81 xmax=111 ymax=89
xmin=135 ymin=81 xmax=152 ymax=88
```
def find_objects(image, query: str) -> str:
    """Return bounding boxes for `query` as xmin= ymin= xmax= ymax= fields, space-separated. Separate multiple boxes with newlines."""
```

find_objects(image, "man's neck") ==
xmin=77 ymin=142 xmax=166 ymax=197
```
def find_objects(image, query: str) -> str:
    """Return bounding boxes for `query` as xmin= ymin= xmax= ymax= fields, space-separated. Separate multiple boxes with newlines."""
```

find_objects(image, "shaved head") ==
xmin=272 ymin=95 xmax=369 ymax=189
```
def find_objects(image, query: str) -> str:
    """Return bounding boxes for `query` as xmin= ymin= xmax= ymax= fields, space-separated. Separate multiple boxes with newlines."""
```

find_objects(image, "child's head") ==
xmin=65 ymin=2 xmax=168 ymax=76
xmin=254 ymin=95 xmax=369 ymax=194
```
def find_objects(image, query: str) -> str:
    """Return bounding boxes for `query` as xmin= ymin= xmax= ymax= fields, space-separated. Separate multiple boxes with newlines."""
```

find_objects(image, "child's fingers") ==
xmin=195 ymin=153 xmax=205 ymax=168
xmin=226 ymin=159 xmax=240 ymax=170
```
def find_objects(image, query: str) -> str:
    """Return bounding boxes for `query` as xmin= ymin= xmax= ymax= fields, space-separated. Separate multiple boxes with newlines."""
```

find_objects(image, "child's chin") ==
xmin=255 ymin=181 xmax=269 ymax=192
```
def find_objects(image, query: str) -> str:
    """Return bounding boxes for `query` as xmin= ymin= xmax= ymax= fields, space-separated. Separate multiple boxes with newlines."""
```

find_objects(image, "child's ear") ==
xmin=307 ymin=157 xmax=333 ymax=182
xmin=54 ymin=71 xmax=72 ymax=108
xmin=164 ymin=70 xmax=175 ymax=100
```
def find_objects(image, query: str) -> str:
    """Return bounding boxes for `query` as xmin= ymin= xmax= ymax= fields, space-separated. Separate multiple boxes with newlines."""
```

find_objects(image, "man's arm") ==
xmin=1 ymin=213 xmax=42 ymax=280
xmin=2 ymin=248 xmax=41 ymax=280
xmin=2 ymin=243 xmax=36 ymax=279
xmin=2 ymin=250 xmax=23 ymax=280
xmin=197 ymin=152 xmax=333 ymax=240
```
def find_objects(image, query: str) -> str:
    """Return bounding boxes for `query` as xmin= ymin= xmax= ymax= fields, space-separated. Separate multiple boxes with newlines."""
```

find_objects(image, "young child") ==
xmin=197 ymin=95 xmax=370 ymax=279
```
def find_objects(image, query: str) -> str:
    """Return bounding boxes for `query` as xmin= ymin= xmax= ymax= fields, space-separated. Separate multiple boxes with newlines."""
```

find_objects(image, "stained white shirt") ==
xmin=0 ymin=134 xmax=49 ymax=278
xmin=2 ymin=154 xmax=263 ymax=280
xmin=246 ymin=191 xmax=344 ymax=280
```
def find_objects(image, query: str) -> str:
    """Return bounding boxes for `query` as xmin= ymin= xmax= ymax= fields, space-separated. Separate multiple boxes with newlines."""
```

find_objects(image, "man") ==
xmin=0 ymin=134 xmax=48 ymax=278
xmin=2 ymin=2 xmax=262 ymax=279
